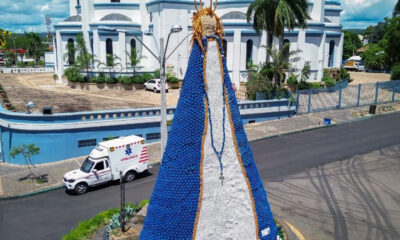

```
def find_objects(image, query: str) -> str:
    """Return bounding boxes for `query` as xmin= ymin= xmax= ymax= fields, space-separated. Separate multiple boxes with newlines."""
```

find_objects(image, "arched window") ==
xmin=106 ymin=38 xmax=113 ymax=65
xmin=131 ymin=39 xmax=136 ymax=51
xmin=329 ymin=40 xmax=335 ymax=67
xmin=222 ymin=39 xmax=227 ymax=58
xmin=283 ymin=39 xmax=290 ymax=61
xmin=67 ymin=38 xmax=75 ymax=65
xmin=246 ymin=39 xmax=253 ymax=69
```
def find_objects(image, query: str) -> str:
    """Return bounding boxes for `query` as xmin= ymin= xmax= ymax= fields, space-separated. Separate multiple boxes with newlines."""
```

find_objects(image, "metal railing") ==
xmin=296 ymin=81 xmax=400 ymax=114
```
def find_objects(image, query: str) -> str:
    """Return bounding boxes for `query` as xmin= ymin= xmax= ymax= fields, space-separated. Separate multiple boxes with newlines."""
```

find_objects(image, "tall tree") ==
xmin=126 ymin=47 xmax=144 ymax=77
xmin=394 ymin=0 xmax=400 ymax=16
xmin=75 ymin=33 xmax=93 ymax=80
xmin=267 ymin=43 xmax=301 ymax=85
xmin=247 ymin=0 xmax=309 ymax=61
xmin=24 ymin=32 xmax=43 ymax=65
xmin=96 ymin=54 xmax=122 ymax=79
xmin=384 ymin=16 xmax=400 ymax=67
xmin=343 ymin=31 xmax=363 ymax=60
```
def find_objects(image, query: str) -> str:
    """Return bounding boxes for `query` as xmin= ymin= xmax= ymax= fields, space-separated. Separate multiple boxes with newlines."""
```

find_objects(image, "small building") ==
xmin=50 ymin=0 xmax=343 ymax=85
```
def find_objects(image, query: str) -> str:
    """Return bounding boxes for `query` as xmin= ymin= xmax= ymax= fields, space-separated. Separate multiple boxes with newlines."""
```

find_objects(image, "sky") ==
xmin=0 ymin=0 xmax=398 ymax=33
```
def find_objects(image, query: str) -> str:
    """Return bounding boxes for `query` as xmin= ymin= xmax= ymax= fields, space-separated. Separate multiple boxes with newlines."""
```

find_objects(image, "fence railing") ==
xmin=296 ymin=81 xmax=400 ymax=114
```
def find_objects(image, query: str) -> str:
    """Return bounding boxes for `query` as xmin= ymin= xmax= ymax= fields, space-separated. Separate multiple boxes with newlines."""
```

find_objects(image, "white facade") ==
xmin=52 ymin=0 xmax=344 ymax=84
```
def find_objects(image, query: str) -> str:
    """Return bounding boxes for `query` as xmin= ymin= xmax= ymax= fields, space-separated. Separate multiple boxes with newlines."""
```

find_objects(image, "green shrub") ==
xmin=120 ymin=76 xmax=133 ymax=85
xmin=38 ymin=60 xmax=44 ymax=66
xmin=64 ymin=67 xmax=82 ymax=82
xmin=142 ymin=73 xmax=154 ymax=82
xmin=322 ymin=75 xmax=336 ymax=87
xmin=154 ymin=69 xmax=161 ymax=78
xmin=105 ymin=77 xmax=117 ymax=84
xmin=89 ymin=76 xmax=97 ymax=83
xmin=391 ymin=64 xmax=400 ymax=80
xmin=298 ymin=81 xmax=322 ymax=90
xmin=62 ymin=200 xmax=149 ymax=240
xmin=28 ymin=61 xmax=35 ymax=67
xmin=5 ymin=61 xmax=12 ymax=67
xmin=53 ymin=74 xmax=58 ymax=80
xmin=132 ymin=75 xmax=145 ymax=84
xmin=96 ymin=72 xmax=106 ymax=84
xmin=17 ymin=62 xmax=25 ymax=68
xmin=287 ymin=74 xmax=298 ymax=85
xmin=167 ymin=76 xmax=179 ymax=83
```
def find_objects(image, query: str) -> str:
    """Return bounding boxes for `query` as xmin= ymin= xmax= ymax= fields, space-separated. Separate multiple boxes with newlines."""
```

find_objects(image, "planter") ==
xmin=288 ymin=84 xmax=297 ymax=93
xmin=133 ymin=83 xmax=145 ymax=90
xmin=168 ymin=82 xmax=180 ymax=89
xmin=123 ymin=84 xmax=134 ymax=90
xmin=96 ymin=83 xmax=106 ymax=89
xmin=68 ymin=81 xmax=77 ymax=89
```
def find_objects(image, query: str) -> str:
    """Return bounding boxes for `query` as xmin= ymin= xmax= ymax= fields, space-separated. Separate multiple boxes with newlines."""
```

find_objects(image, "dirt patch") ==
xmin=0 ymin=73 xmax=179 ymax=113
xmin=349 ymin=72 xmax=391 ymax=85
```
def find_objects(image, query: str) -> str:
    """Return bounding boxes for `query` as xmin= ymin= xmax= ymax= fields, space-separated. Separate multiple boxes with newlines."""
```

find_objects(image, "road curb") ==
xmin=0 ymin=185 xmax=63 ymax=200
xmin=1 ymin=111 xmax=398 ymax=200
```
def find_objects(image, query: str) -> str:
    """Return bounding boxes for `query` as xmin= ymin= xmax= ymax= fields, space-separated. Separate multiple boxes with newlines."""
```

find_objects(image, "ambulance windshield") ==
xmin=80 ymin=158 xmax=95 ymax=173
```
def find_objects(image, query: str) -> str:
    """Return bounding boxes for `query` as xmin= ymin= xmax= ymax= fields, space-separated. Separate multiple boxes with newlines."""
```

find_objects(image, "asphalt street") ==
xmin=1 ymin=113 xmax=400 ymax=240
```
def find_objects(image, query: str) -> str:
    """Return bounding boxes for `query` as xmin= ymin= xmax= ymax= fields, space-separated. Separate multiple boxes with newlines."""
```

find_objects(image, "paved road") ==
xmin=1 ymin=113 xmax=400 ymax=240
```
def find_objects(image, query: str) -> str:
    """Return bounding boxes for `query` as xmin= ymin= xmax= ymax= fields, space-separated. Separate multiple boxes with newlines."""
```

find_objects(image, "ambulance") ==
xmin=63 ymin=135 xmax=149 ymax=194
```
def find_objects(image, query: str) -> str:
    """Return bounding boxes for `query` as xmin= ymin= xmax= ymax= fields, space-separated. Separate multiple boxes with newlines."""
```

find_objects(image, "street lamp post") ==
xmin=99 ymin=25 xmax=187 ymax=158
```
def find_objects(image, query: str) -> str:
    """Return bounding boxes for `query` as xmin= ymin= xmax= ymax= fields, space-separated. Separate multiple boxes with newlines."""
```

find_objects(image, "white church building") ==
xmin=51 ymin=0 xmax=343 ymax=85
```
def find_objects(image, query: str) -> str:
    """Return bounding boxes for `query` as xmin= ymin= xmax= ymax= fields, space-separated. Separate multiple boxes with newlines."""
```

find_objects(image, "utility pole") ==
xmin=160 ymin=38 xmax=167 ymax=159
xmin=119 ymin=171 xmax=126 ymax=233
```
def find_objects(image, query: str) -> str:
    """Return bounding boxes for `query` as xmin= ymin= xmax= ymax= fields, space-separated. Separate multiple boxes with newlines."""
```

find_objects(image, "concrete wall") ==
xmin=0 ymin=100 xmax=294 ymax=164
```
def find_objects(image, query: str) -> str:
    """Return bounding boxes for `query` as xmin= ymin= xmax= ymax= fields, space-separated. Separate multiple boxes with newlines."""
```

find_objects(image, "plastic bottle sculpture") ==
xmin=140 ymin=1 xmax=278 ymax=239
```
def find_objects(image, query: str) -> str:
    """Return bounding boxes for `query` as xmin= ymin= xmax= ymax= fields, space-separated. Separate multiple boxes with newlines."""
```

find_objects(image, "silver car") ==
xmin=144 ymin=79 xmax=169 ymax=93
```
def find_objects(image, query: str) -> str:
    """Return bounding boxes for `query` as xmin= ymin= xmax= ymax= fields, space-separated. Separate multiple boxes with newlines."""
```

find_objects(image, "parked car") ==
xmin=144 ymin=79 xmax=169 ymax=93
xmin=63 ymin=135 xmax=149 ymax=195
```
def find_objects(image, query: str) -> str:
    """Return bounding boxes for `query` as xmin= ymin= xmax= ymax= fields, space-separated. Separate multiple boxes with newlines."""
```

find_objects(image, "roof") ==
xmin=100 ymin=13 xmax=132 ymax=22
xmin=348 ymin=56 xmax=362 ymax=61
xmin=64 ymin=15 xmax=82 ymax=22
xmin=100 ymin=135 xmax=144 ymax=148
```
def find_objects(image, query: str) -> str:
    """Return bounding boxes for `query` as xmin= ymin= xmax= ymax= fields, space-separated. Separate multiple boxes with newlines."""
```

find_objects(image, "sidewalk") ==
xmin=1 ymin=102 xmax=399 ymax=198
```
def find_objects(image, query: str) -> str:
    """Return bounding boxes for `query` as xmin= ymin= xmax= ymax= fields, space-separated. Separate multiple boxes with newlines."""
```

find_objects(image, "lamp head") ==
xmin=170 ymin=25 xmax=183 ymax=33
xmin=144 ymin=30 xmax=154 ymax=36
xmin=27 ymin=101 xmax=35 ymax=109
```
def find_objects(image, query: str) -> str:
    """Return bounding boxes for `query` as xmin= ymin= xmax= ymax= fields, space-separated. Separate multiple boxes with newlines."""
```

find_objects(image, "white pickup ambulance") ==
xmin=63 ymin=135 xmax=149 ymax=194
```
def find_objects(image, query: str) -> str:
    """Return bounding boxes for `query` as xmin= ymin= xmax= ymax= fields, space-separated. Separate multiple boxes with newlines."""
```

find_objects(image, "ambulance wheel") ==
xmin=75 ymin=183 xmax=88 ymax=195
xmin=125 ymin=171 xmax=136 ymax=182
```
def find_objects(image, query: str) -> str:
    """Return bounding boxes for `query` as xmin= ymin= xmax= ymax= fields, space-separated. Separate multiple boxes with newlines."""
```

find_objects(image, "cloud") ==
xmin=41 ymin=4 xmax=49 ymax=12
xmin=0 ymin=0 xmax=69 ymax=33
xmin=0 ymin=0 xmax=398 ymax=32
xmin=341 ymin=0 xmax=397 ymax=29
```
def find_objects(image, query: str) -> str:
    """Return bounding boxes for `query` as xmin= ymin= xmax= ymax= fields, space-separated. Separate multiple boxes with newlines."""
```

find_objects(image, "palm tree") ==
xmin=75 ymin=33 xmax=94 ymax=81
xmin=247 ymin=0 xmax=309 ymax=61
xmin=126 ymin=47 xmax=145 ymax=77
xmin=394 ymin=0 xmax=400 ymax=16
xmin=267 ymin=43 xmax=301 ymax=85
xmin=96 ymin=54 xmax=122 ymax=79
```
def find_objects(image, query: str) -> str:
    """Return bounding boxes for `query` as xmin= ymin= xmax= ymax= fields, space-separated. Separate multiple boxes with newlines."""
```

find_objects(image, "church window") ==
xmin=222 ymin=39 xmax=227 ymax=58
xmin=106 ymin=38 xmax=113 ymax=65
xmin=329 ymin=40 xmax=335 ymax=67
xmin=67 ymin=38 xmax=75 ymax=65
xmin=283 ymin=39 xmax=290 ymax=61
xmin=246 ymin=39 xmax=253 ymax=69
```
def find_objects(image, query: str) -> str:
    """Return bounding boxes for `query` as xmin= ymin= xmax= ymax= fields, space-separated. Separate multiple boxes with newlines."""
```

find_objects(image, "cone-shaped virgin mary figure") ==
xmin=141 ymin=1 xmax=278 ymax=239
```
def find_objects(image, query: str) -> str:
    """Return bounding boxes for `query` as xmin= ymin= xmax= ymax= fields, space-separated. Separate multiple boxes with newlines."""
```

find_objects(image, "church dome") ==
xmin=100 ymin=13 xmax=132 ymax=22
xmin=64 ymin=15 xmax=82 ymax=22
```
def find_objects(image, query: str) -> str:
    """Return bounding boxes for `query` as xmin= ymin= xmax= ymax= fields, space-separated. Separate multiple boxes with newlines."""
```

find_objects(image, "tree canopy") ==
xmin=343 ymin=31 xmax=363 ymax=60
